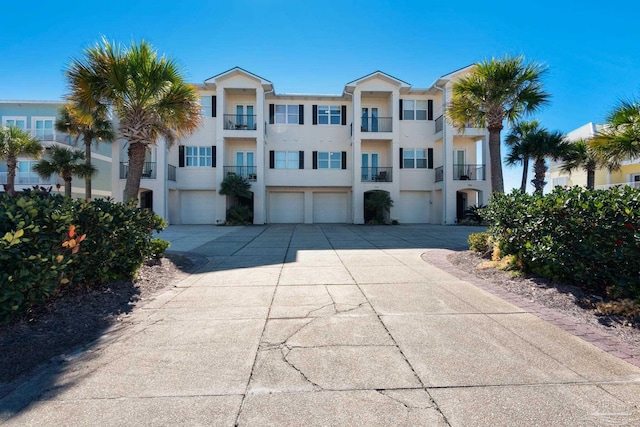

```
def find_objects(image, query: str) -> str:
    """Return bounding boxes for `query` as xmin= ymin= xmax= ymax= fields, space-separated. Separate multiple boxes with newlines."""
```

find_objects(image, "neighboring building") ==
xmin=0 ymin=101 xmax=113 ymax=197
xmin=548 ymin=122 xmax=640 ymax=190
xmin=109 ymin=66 xmax=491 ymax=224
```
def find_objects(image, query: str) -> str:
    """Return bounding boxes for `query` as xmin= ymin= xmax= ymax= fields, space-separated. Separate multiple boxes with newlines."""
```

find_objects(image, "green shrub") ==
xmin=0 ymin=191 xmax=167 ymax=322
xmin=482 ymin=186 xmax=640 ymax=298
xmin=226 ymin=205 xmax=253 ymax=225
xmin=468 ymin=232 xmax=491 ymax=254
xmin=464 ymin=205 xmax=486 ymax=225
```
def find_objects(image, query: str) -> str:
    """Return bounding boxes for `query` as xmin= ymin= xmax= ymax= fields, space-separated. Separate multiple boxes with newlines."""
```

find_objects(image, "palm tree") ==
xmin=219 ymin=174 xmax=252 ymax=207
xmin=0 ymin=126 xmax=43 ymax=194
xmin=65 ymin=38 xmax=201 ymax=201
xmin=527 ymin=129 xmax=569 ymax=194
xmin=560 ymin=139 xmax=606 ymax=190
xmin=592 ymin=98 xmax=640 ymax=167
xmin=55 ymin=103 xmax=115 ymax=199
xmin=447 ymin=55 xmax=551 ymax=194
xmin=33 ymin=146 xmax=96 ymax=197
xmin=505 ymin=120 xmax=543 ymax=192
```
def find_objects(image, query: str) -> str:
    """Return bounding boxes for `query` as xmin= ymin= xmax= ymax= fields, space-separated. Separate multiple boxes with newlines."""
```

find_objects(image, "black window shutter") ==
xmin=399 ymin=99 xmax=403 ymax=120
xmin=341 ymin=105 xmax=347 ymax=125
xmin=312 ymin=105 xmax=318 ymax=125
xmin=312 ymin=151 xmax=318 ymax=169
xmin=299 ymin=105 xmax=304 ymax=124
xmin=212 ymin=96 xmax=216 ymax=117
xmin=269 ymin=104 xmax=274 ymax=124
xmin=299 ymin=150 xmax=304 ymax=169
xmin=428 ymin=100 xmax=433 ymax=121
xmin=212 ymin=146 xmax=216 ymax=167
xmin=341 ymin=151 xmax=347 ymax=169
xmin=269 ymin=150 xmax=275 ymax=169
xmin=399 ymin=147 xmax=403 ymax=169
xmin=427 ymin=148 xmax=433 ymax=169
xmin=179 ymin=145 xmax=185 ymax=167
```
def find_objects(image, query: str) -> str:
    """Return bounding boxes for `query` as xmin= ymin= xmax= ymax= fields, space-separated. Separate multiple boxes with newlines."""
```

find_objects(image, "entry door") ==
xmin=454 ymin=149 xmax=466 ymax=179
xmin=362 ymin=152 xmax=379 ymax=181
xmin=236 ymin=151 xmax=255 ymax=176
xmin=362 ymin=107 xmax=379 ymax=132
xmin=236 ymin=105 xmax=255 ymax=129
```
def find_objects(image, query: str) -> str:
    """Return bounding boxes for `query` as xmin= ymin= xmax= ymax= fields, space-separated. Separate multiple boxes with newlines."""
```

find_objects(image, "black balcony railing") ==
xmin=224 ymin=166 xmax=257 ymax=181
xmin=223 ymin=114 xmax=257 ymax=130
xmin=361 ymin=167 xmax=392 ymax=182
xmin=435 ymin=115 xmax=443 ymax=133
xmin=168 ymin=164 xmax=176 ymax=181
xmin=361 ymin=117 xmax=392 ymax=132
xmin=120 ymin=162 xmax=156 ymax=179
xmin=435 ymin=166 xmax=443 ymax=182
xmin=454 ymin=164 xmax=485 ymax=180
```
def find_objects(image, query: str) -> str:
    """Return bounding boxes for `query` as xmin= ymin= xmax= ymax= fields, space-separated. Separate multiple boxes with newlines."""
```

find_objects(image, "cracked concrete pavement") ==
xmin=2 ymin=224 xmax=640 ymax=426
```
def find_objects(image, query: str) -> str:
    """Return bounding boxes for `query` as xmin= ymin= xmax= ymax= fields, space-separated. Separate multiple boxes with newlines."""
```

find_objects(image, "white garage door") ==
xmin=399 ymin=191 xmax=430 ymax=223
xmin=181 ymin=190 xmax=216 ymax=224
xmin=269 ymin=192 xmax=304 ymax=223
xmin=313 ymin=192 xmax=348 ymax=223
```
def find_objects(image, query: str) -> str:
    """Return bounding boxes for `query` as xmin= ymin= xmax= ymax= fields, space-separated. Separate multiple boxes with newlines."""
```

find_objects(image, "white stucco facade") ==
xmin=111 ymin=66 xmax=490 ymax=224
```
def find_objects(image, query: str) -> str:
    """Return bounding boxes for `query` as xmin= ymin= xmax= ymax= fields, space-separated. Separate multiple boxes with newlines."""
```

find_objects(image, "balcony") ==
xmin=361 ymin=167 xmax=392 ymax=182
xmin=168 ymin=164 xmax=176 ymax=182
xmin=360 ymin=117 xmax=392 ymax=133
xmin=20 ymin=129 xmax=73 ymax=145
xmin=594 ymin=181 xmax=640 ymax=190
xmin=223 ymin=114 xmax=257 ymax=130
xmin=224 ymin=166 xmax=257 ymax=182
xmin=120 ymin=162 xmax=156 ymax=179
xmin=435 ymin=115 xmax=443 ymax=133
xmin=0 ymin=171 xmax=56 ymax=186
xmin=434 ymin=164 xmax=486 ymax=182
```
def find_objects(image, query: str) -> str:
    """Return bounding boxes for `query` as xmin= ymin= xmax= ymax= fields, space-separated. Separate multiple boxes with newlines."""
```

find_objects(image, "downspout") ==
xmin=434 ymin=83 xmax=448 ymax=224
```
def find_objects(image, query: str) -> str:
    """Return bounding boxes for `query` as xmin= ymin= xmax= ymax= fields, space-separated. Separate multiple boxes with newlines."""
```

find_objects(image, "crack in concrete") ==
xmin=281 ymin=345 xmax=323 ymax=390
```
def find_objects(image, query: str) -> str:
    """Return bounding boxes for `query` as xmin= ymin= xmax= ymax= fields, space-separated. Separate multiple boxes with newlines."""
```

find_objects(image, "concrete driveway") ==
xmin=3 ymin=224 xmax=640 ymax=426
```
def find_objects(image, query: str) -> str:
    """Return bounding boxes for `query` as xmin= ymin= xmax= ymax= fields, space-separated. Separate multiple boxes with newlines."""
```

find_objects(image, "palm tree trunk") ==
xmin=520 ymin=157 xmax=529 ymax=193
xmin=488 ymin=126 xmax=504 ymax=193
xmin=586 ymin=167 xmax=595 ymax=190
xmin=123 ymin=142 xmax=146 ymax=202
xmin=64 ymin=176 xmax=72 ymax=197
xmin=5 ymin=156 xmax=17 ymax=194
xmin=532 ymin=158 xmax=548 ymax=194
xmin=84 ymin=134 xmax=92 ymax=199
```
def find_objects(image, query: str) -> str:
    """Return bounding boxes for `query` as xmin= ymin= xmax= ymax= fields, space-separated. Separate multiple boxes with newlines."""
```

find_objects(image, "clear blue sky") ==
xmin=2 ymin=0 xmax=639 ymax=191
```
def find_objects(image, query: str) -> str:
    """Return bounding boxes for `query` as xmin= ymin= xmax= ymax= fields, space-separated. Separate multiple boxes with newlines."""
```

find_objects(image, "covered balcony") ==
xmin=361 ymin=167 xmax=392 ymax=182
xmin=435 ymin=164 xmax=486 ymax=182
xmin=223 ymin=114 xmax=257 ymax=130
xmin=120 ymin=162 xmax=156 ymax=179
xmin=360 ymin=117 xmax=392 ymax=133
xmin=224 ymin=166 xmax=257 ymax=182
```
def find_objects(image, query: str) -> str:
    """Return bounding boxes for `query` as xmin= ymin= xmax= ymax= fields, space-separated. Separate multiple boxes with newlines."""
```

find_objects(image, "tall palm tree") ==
xmin=65 ymin=38 xmax=201 ymax=201
xmin=560 ymin=139 xmax=606 ymax=190
xmin=527 ymin=129 xmax=570 ymax=194
xmin=33 ymin=146 xmax=96 ymax=197
xmin=505 ymin=120 xmax=543 ymax=192
xmin=0 ymin=126 xmax=43 ymax=194
xmin=55 ymin=103 xmax=115 ymax=199
xmin=447 ymin=55 xmax=551 ymax=194
xmin=592 ymin=98 xmax=640 ymax=166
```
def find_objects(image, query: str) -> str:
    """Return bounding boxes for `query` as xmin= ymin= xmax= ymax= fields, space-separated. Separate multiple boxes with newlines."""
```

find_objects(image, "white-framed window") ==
xmin=275 ymin=151 xmax=299 ymax=169
xmin=403 ymin=148 xmax=427 ymax=168
xmin=3 ymin=116 xmax=27 ymax=129
xmin=17 ymin=160 xmax=45 ymax=184
xmin=402 ymin=100 xmax=428 ymax=120
xmin=318 ymin=105 xmax=341 ymax=125
xmin=31 ymin=117 xmax=55 ymax=140
xmin=185 ymin=146 xmax=212 ymax=167
xmin=318 ymin=151 xmax=341 ymax=169
xmin=275 ymin=104 xmax=299 ymax=124
xmin=200 ymin=96 xmax=212 ymax=116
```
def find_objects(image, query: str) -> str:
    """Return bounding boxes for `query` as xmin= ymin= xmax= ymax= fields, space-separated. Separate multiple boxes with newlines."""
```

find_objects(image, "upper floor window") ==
xmin=403 ymin=148 xmax=427 ymax=168
xmin=3 ymin=116 xmax=27 ymax=129
xmin=275 ymin=151 xmax=299 ymax=169
xmin=318 ymin=105 xmax=341 ymax=125
xmin=318 ymin=151 xmax=341 ymax=169
xmin=186 ymin=146 xmax=212 ymax=167
xmin=275 ymin=105 xmax=299 ymax=124
xmin=200 ymin=96 xmax=212 ymax=116
xmin=402 ymin=100 xmax=428 ymax=120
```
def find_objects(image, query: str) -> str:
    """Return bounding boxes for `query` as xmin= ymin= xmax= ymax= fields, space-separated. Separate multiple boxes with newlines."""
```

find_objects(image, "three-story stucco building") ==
xmin=110 ymin=66 xmax=491 ymax=224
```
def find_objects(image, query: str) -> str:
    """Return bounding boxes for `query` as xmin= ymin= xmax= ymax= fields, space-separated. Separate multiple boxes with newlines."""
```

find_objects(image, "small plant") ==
xmin=464 ymin=205 xmax=486 ymax=225
xmin=227 ymin=205 xmax=253 ymax=225
xmin=468 ymin=232 xmax=491 ymax=255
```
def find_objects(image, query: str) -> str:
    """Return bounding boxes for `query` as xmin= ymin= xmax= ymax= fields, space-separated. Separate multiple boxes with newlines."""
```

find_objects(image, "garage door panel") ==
xmin=181 ymin=190 xmax=216 ymax=224
xmin=399 ymin=191 xmax=429 ymax=223
xmin=270 ymin=192 xmax=304 ymax=223
xmin=313 ymin=192 xmax=348 ymax=223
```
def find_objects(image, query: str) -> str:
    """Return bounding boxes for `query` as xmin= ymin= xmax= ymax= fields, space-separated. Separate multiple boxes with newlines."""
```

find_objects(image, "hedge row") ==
xmin=0 ymin=189 xmax=168 ymax=322
xmin=481 ymin=186 xmax=640 ymax=299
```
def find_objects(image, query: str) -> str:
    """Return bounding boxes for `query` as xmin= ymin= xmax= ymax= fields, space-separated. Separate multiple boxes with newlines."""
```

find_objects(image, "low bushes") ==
xmin=481 ymin=186 xmax=640 ymax=299
xmin=0 ymin=190 xmax=167 ymax=322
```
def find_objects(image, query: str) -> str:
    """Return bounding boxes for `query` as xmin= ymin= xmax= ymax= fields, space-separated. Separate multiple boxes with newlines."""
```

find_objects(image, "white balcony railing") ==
xmin=594 ymin=181 xmax=640 ymax=190
xmin=0 ymin=172 xmax=56 ymax=186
